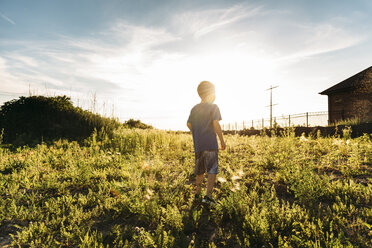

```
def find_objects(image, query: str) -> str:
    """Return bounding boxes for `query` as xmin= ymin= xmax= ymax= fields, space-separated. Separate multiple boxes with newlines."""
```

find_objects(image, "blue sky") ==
xmin=1 ymin=0 xmax=371 ymax=130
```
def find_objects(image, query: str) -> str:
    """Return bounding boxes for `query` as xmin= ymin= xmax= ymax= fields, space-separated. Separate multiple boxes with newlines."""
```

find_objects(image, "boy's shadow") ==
xmin=190 ymin=200 xmax=217 ymax=247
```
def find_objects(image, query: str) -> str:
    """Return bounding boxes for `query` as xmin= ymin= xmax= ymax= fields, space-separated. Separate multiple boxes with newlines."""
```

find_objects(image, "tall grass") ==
xmin=0 ymin=128 xmax=371 ymax=247
xmin=333 ymin=118 xmax=362 ymax=126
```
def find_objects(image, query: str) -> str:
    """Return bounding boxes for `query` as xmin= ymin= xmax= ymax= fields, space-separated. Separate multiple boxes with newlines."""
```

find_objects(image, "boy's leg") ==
xmin=195 ymin=174 xmax=204 ymax=194
xmin=204 ymin=150 xmax=218 ymax=198
xmin=206 ymin=173 xmax=216 ymax=197
xmin=194 ymin=151 xmax=205 ymax=195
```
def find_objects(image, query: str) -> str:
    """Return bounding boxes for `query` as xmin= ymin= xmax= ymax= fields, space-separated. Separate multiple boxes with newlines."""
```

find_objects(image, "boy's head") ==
xmin=197 ymin=81 xmax=215 ymax=103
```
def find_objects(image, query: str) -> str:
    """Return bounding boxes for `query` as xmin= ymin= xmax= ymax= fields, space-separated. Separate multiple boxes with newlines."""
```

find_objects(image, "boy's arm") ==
xmin=187 ymin=122 xmax=192 ymax=131
xmin=213 ymin=120 xmax=226 ymax=150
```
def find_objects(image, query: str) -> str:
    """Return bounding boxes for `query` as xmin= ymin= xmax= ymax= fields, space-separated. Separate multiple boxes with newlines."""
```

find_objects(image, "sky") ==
xmin=1 ymin=0 xmax=371 ymax=130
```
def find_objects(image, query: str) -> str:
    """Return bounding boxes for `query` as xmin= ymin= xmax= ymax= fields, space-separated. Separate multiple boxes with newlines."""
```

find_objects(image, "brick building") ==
xmin=320 ymin=66 xmax=372 ymax=124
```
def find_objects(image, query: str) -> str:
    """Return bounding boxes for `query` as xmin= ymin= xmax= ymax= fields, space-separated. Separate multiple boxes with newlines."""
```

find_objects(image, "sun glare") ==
xmin=103 ymin=41 xmax=278 ymax=130
xmin=187 ymin=49 xmax=277 ymax=124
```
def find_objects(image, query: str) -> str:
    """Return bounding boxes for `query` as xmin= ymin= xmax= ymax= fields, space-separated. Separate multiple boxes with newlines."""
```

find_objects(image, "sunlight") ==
xmin=184 ymin=49 xmax=279 ymax=124
xmin=130 ymin=45 xmax=280 ymax=130
xmin=79 ymin=36 xmax=279 ymax=130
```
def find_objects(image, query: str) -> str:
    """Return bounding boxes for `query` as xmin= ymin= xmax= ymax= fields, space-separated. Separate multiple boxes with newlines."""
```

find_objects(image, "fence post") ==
xmin=262 ymin=118 xmax=264 ymax=129
xmin=289 ymin=115 xmax=291 ymax=126
xmin=235 ymin=122 xmax=237 ymax=131
xmin=243 ymin=121 xmax=245 ymax=129
xmin=306 ymin=112 xmax=309 ymax=127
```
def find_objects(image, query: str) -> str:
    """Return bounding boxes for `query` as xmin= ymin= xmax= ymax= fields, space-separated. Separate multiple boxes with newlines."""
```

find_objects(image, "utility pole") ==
xmin=266 ymin=85 xmax=279 ymax=128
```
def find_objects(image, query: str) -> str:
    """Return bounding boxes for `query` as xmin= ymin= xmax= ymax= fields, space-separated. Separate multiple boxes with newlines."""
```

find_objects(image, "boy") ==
xmin=187 ymin=81 xmax=226 ymax=205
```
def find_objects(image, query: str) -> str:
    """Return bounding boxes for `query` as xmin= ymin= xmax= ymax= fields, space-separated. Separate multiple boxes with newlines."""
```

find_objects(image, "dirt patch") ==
xmin=0 ymin=220 xmax=27 ymax=247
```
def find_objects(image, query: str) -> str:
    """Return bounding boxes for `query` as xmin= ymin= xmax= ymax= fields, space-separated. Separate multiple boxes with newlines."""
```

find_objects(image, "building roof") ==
xmin=319 ymin=66 xmax=372 ymax=95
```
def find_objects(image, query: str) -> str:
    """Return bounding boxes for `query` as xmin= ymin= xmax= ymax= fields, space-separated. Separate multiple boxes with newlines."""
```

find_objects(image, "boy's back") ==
xmin=187 ymin=80 xmax=225 ymax=205
xmin=187 ymin=103 xmax=221 ymax=153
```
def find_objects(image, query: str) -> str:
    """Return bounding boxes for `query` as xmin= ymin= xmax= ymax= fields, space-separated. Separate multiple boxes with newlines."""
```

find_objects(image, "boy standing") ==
xmin=187 ymin=81 xmax=226 ymax=205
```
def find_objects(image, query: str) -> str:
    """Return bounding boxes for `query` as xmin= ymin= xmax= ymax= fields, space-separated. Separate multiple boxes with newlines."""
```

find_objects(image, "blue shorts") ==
xmin=195 ymin=150 xmax=219 ymax=175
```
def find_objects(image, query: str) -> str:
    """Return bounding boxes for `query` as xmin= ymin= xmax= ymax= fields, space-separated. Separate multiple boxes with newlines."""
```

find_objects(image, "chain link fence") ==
xmin=222 ymin=111 xmax=331 ymax=131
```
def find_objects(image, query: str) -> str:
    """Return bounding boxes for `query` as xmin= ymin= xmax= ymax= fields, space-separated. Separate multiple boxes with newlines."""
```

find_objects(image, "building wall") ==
xmin=328 ymin=89 xmax=372 ymax=123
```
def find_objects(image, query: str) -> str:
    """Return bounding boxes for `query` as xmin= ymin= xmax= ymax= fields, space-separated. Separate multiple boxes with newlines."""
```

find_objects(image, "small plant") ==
xmin=342 ymin=126 xmax=352 ymax=139
xmin=0 ymin=128 xmax=3 ymax=144
xmin=333 ymin=117 xmax=361 ymax=126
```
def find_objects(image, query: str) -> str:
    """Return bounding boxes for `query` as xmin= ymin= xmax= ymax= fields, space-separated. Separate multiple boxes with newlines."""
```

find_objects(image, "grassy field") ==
xmin=0 ymin=127 xmax=371 ymax=247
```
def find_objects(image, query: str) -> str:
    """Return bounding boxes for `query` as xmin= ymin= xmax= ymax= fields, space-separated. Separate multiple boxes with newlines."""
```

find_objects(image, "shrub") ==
xmin=124 ymin=119 xmax=153 ymax=129
xmin=0 ymin=95 xmax=121 ymax=146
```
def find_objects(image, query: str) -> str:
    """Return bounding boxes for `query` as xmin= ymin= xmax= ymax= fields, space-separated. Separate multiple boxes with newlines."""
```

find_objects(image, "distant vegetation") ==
xmin=124 ymin=118 xmax=153 ymax=129
xmin=0 ymin=96 xmax=151 ymax=146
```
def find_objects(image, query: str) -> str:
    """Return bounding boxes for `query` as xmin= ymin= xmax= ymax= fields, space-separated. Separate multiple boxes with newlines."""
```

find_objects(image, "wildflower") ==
xmin=235 ymin=182 xmax=240 ymax=190
xmin=110 ymin=189 xmax=120 ymax=198
xmin=346 ymin=140 xmax=350 ymax=145
xmin=231 ymin=175 xmax=241 ymax=181
xmin=135 ymin=226 xmax=140 ymax=232
xmin=230 ymin=183 xmax=240 ymax=192
xmin=332 ymin=139 xmax=342 ymax=146
xmin=107 ymin=151 xmax=112 ymax=155
xmin=300 ymin=136 xmax=308 ymax=142
xmin=146 ymin=188 xmax=153 ymax=196
xmin=237 ymin=170 xmax=244 ymax=177
xmin=116 ymin=152 xmax=121 ymax=155
xmin=144 ymin=188 xmax=153 ymax=200
xmin=142 ymin=161 xmax=150 ymax=170
xmin=217 ymin=177 xmax=227 ymax=183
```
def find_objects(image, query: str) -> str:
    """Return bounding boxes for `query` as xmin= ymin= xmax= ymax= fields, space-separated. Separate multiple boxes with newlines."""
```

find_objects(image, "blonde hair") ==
xmin=197 ymin=81 xmax=215 ymax=99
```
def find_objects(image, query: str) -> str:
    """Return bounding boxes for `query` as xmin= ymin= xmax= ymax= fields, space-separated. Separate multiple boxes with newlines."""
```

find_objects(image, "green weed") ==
xmin=0 ymin=128 xmax=371 ymax=247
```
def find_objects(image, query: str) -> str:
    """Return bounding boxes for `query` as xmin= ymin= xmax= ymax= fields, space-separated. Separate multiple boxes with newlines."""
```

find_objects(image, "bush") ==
xmin=0 ymin=95 xmax=121 ymax=146
xmin=124 ymin=119 xmax=153 ymax=129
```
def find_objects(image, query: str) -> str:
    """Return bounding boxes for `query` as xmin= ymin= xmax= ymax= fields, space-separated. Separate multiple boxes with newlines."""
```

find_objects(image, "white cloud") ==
xmin=1 ymin=21 xmax=179 ymax=92
xmin=0 ymin=57 xmax=27 ymax=94
xmin=0 ymin=12 xmax=15 ymax=25
xmin=9 ymin=55 xmax=39 ymax=68
xmin=277 ymin=23 xmax=364 ymax=62
xmin=0 ymin=21 xmax=185 ymax=123
xmin=173 ymin=4 xmax=262 ymax=38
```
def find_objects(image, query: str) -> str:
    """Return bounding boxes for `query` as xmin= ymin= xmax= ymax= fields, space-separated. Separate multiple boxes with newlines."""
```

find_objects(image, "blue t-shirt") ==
xmin=187 ymin=103 xmax=222 ymax=153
